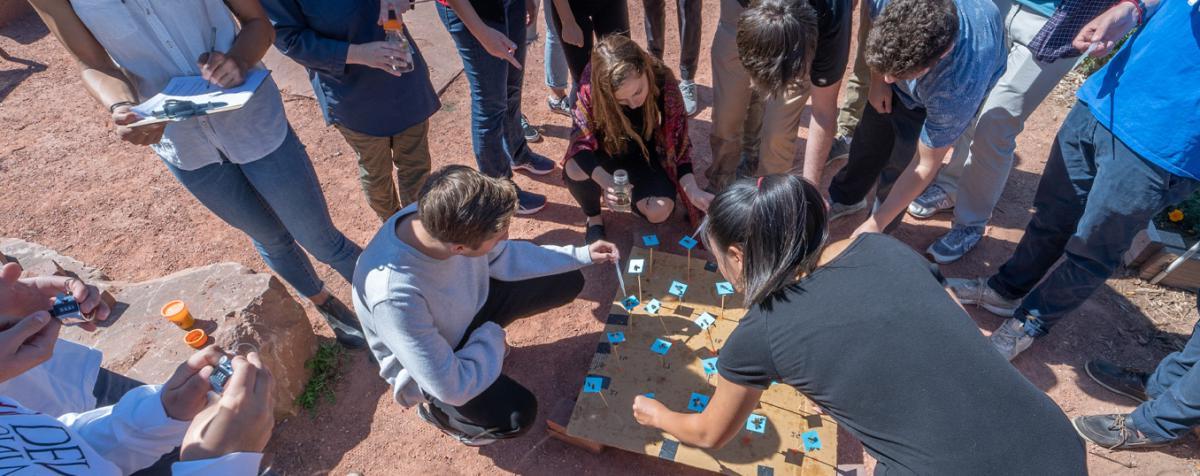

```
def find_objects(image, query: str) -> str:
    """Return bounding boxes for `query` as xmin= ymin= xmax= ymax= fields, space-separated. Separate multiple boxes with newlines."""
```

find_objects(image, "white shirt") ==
xmin=70 ymin=0 xmax=288 ymax=170
xmin=0 ymin=387 xmax=262 ymax=475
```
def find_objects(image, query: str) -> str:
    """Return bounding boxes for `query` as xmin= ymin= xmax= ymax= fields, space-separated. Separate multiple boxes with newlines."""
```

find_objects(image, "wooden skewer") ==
xmin=706 ymin=328 xmax=716 ymax=353
xmin=598 ymin=391 xmax=610 ymax=408
xmin=637 ymin=275 xmax=643 ymax=302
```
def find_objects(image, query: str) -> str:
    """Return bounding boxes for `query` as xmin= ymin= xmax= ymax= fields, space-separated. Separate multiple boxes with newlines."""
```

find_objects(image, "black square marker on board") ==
xmin=757 ymin=465 xmax=775 ymax=476
xmin=705 ymin=261 xmax=719 ymax=272
xmin=658 ymin=439 xmax=679 ymax=461
xmin=606 ymin=314 xmax=630 ymax=326
xmin=596 ymin=342 xmax=612 ymax=354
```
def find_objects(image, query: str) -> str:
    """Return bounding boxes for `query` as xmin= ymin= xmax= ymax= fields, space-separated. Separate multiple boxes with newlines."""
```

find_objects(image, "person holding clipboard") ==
xmin=29 ymin=0 xmax=369 ymax=350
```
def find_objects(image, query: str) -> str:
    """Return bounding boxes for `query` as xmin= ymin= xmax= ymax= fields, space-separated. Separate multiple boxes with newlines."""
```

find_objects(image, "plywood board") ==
xmin=566 ymin=246 xmax=838 ymax=476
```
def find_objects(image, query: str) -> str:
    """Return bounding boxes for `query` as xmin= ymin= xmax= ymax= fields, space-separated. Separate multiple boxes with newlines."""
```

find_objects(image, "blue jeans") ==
xmin=438 ymin=0 xmax=531 ymax=179
xmin=989 ymin=102 xmax=1199 ymax=336
xmin=542 ymin=0 xmax=569 ymax=90
xmin=165 ymin=126 xmax=362 ymax=298
xmin=1131 ymin=315 xmax=1200 ymax=441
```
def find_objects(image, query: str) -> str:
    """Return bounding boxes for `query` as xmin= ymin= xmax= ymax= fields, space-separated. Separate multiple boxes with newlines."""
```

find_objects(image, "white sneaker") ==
xmin=828 ymin=198 xmax=868 ymax=221
xmin=946 ymin=277 xmax=1021 ymax=317
xmin=990 ymin=318 xmax=1036 ymax=361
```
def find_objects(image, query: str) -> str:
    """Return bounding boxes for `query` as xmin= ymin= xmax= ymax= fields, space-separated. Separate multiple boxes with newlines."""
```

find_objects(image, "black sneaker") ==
xmin=826 ymin=135 xmax=851 ymax=165
xmin=416 ymin=403 xmax=501 ymax=447
xmin=585 ymin=222 xmax=606 ymax=244
xmin=520 ymin=115 xmax=543 ymax=143
xmin=1072 ymin=414 xmax=1173 ymax=450
xmin=512 ymin=151 xmax=556 ymax=176
xmin=315 ymin=296 xmax=367 ymax=350
xmin=515 ymin=188 xmax=546 ymax=215
xmin=1085 ymin=360 xmax=1150 ymax=403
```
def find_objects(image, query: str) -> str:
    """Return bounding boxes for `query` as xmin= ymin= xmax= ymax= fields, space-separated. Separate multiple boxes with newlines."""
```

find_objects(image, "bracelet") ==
xmin=1118 ymin=0 xmax=1144 ymax=25
xmin=108 ymin=101 xmax=135 ymax=113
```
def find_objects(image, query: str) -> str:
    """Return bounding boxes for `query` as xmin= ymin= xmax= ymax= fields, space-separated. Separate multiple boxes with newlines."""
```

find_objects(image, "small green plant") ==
xmin=1155 ymin=189 xmax=1200 ymax=244
xmin=1076 ymin=31 xmax=1135 ymax=78
xmin=296 ymin=342 xmax=343 ymax=412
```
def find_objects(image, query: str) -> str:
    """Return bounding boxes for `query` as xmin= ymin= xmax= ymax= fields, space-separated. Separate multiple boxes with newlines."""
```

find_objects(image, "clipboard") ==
xmin=129 ymin=69 xmax=271 ymax=127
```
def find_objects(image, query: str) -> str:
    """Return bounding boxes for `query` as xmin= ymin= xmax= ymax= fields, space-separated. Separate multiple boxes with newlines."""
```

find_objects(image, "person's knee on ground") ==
xmin=638 ymin=197 xmax=675 ymax=224
xmin=563 ymin=158 xmax=605 ymax=218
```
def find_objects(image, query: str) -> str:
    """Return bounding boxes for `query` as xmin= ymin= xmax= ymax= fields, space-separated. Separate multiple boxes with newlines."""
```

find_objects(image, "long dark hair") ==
xmin=705 ymin=174 xmax=828 ymax=307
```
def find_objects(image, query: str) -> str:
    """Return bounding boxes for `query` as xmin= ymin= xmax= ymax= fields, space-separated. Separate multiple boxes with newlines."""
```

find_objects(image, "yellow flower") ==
xmin=1169 ymin=209 xmax=1185 ymax=222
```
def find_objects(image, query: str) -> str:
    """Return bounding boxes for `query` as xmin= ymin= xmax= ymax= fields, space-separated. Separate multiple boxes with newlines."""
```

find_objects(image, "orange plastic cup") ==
xmin=162 ymin=300 xmax=194 ymax=329
xmin=185 ymin=329 xmax=208 ymax=349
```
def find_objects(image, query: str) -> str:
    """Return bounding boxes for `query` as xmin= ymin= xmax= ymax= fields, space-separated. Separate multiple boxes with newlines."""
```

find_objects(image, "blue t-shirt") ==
xmin=262 ymin=0 xmax=441 ymax=137
xmin=1015 ymin=0 xmax=1059 ymax=18
xmin=1077 ymin=0 xmax=1200 ymax=180
xmin=870 ymin=0 xmax=1007 ymax=148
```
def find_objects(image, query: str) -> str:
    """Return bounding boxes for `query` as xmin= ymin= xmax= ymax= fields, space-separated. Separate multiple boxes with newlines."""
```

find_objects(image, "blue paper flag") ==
xmin=650 ymin=338 xmax=672 ymax=355
xmin=583 ymin=376 xmax=604 ymax=394
xmin=643 ymin=298 xmax=662 ymax=315
xmin=702 ymin=357 xmax=719 ymax=376
xmin=802 ymin=430 xmax=822 ymax=451
xmin=668 ymin=281 xmax=688 ymax=298
xmin=622 ymin=295 xmax=640 ymax=311
xmin=715 ymin=281 xmax=735 ymax=296
xmin=642 ymin=235 xmax=660 ymax=247
xmin=694 ymin=312 xmax=716 ymax=330
xmin=645 ymin=392 xmax=656 ymax=399
xmin=746 ymin=414 xmax=767 ymax=433
xmin=607 ymin=331 xmax=626 ymax=344
xmin=679 ymin=235 xmax=698 ymax=250
xmin=686 ymin=392 xmax=710 ymax=412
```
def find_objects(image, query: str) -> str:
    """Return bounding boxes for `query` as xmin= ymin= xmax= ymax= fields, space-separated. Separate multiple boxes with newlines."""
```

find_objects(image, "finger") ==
xmin=378 ymin=2 xmax=389 ymax=25
xmin=70 ymin=281 xmax=100 ymax=315
xmin=223 ymin=355 xmax=258 ymax=401
xmin=167 ymin=346 xmax=226 ymax=390
xmin=179 ymin=366 xmax=216 ymax=400
xmin=0 ymin=311 xmax=52 ymax=345
xmin=247 ymin=352 xmax=273 ymax=401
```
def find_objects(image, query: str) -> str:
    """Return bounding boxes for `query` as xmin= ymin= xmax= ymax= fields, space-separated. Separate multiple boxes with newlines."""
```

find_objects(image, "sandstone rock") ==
xmin=1 ymin=239 xmax=317 ymax=419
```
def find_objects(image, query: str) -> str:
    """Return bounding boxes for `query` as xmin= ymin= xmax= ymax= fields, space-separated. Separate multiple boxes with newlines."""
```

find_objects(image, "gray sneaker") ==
xmin=927 ymin=225 xmax=984 ymax=264
xmin=547 ymin=95 xmax=572 ymax=116
xmin=946 ymin=276 xmax=1021 ymax=317
xmin=826 ymin=135 xmax=851 ymax=165
xmin=907 ymin=183 xmax=954 ymax=219
xmin=990 ymin=317 xmax=1036 ymax=361
xmin=828 ymin=198 xmax=868 ymax=221
xmin=679 ymin=80 xmax=698 ymax=117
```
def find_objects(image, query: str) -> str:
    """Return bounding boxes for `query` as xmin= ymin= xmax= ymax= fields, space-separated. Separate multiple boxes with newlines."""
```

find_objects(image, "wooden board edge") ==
xmin=547 ymin=397 xmax=606 ymax=454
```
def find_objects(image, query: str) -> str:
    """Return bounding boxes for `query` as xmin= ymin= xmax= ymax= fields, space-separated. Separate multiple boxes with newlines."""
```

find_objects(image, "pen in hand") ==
xmin=204 ymin=26 xmax=216 ymax=91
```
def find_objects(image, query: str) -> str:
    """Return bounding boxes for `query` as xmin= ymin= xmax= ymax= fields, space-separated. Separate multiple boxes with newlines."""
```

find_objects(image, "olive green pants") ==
xmin=335 ymin=121 xmax=432 ymax=221
xmin=836 ymin=0 xmax=872 ymax=138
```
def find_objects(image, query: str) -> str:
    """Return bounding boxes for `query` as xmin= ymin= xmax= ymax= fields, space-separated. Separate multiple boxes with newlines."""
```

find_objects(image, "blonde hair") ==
xmin=588 ymin=35 xmax=671 ymax=161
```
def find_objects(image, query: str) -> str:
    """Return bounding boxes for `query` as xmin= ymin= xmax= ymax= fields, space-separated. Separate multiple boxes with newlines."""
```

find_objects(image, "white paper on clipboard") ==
xmin=130 ymin=69 xmax=270 ymax=126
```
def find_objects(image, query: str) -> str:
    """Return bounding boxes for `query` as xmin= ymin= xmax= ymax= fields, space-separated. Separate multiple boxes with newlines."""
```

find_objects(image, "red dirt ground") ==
xmin=2 ymin=2 xmax=1198 ymax=475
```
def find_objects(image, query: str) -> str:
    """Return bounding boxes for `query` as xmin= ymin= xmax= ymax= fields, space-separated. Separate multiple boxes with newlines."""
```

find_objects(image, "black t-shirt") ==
xmin=737 ymin=0 xmax=852 ymax=87
xmin=719 ymin=234 xmax=1086 ymax=475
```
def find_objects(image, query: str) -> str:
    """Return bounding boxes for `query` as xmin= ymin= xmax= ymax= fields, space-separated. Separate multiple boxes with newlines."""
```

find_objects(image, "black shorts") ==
xmin=597 ymin=152 xmax=677 ymax=218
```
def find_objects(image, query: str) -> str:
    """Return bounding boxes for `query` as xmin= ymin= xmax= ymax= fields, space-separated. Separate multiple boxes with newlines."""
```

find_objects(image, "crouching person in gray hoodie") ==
xmin=353 ymin=165 xmax=620 ymax=446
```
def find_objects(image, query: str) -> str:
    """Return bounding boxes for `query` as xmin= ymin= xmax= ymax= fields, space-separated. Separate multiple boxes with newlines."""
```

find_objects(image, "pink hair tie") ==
xmin=757 ymin=176 xmax=765 ymax=189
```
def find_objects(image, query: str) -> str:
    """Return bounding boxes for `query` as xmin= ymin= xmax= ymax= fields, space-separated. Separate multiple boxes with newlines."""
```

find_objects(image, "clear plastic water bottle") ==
xmin=383 ymin=13 xmax=414 ymax=74
xmin=609 ymin=169 xmax=632 ymax=213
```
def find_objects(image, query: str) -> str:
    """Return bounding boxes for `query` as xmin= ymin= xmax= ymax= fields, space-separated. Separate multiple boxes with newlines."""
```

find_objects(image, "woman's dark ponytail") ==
xmin=705 ymin=174 xmax=828 ymax=307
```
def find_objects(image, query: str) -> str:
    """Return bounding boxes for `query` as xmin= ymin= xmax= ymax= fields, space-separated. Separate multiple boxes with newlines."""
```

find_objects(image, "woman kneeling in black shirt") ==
xmin=631 ymin=174 xmax=1086 ymax=475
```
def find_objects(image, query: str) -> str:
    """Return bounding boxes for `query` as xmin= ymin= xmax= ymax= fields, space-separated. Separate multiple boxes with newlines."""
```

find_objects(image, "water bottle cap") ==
xmin=613 ymin=169 xmax=629 ymax=184
xmin=384 ymin=19 xmax=403 ymax=31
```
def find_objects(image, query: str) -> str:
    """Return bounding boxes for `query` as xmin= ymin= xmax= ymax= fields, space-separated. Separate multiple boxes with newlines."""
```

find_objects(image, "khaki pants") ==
xmin=836 ymin=0 xmax=872 ymax=138
xmin=707 ymin=0 xmax=809 ymax=190
xmin=335 ymin=120 xmax=432 ymax=221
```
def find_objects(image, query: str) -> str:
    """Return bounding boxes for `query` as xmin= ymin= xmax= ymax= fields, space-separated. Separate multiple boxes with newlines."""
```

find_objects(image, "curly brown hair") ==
xmin=588 ymin=35 xmax=673 ymax=161
xmin=865 ymin=0 xmax=958 ymax=79
xmin=736 ymin=0 xmax=819 ymax=99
